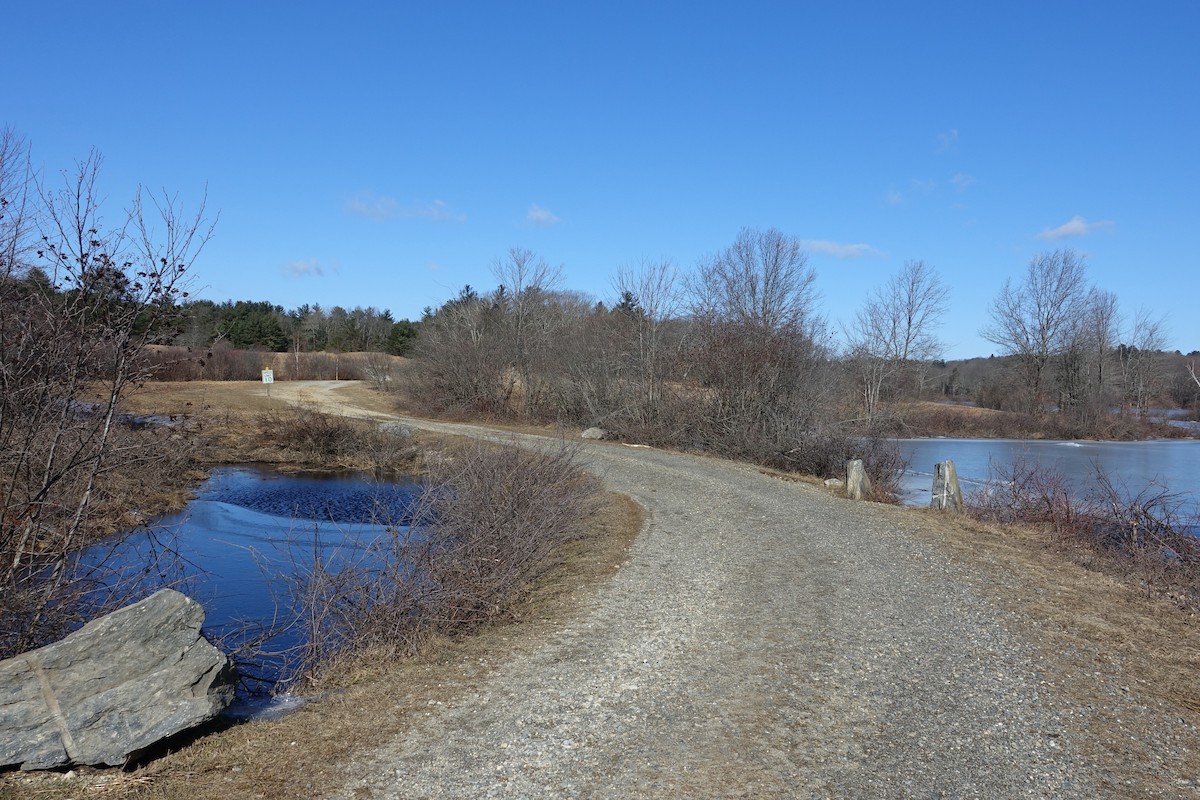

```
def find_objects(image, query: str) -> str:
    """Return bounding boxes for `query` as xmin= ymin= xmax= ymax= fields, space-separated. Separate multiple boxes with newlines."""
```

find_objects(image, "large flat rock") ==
xmin=0 ymin=588 xmax=236 ymax=770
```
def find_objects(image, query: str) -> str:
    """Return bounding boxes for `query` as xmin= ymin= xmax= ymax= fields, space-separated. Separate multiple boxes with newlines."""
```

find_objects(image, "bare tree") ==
xmin=686 ymin=228 xmax=834 ymax=460
xmin=0 ymin=127 xmax=34 ymax=277
xmin=1 ymin=148 xmax=213 ymax=654
xmin=1119 ymin=308 xmax=1169 ymax=414
xmin=845 ymin=260 xmax=948 ymax=423
xmin=981 ymin=249 xmax=1089 ymax=413
xmin=410 ymin=285 xmax=507 ymax=413
xmin=1055 ymin=288 xmax=1120 ymax=427
xmin=610 ymin=259 xmax=682 ymax=426
xmin=690 ymin=227 xmax=816 ymax=333
xmin=491 ymin=247 xmax=562 ymax=414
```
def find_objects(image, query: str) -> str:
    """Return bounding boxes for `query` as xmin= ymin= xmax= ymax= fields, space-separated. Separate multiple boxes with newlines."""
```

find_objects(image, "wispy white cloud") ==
xmin=346 ymin=192 xmax=399 ymax=221
xmin=1036 ymin=214 xmax=1115 ymax=240
xmin=950 ymin=173 xmax=976 ymax=192
xmin=283 ymin=259 xmax=324 ymax=278
xmin=527 ymin=203 xmax=561 ymax=227
xmin=885 ymin=189 xmax=905 ymax=206
xmin=345 ymin=191 xmax=465 ymax=222
xmin=911 ymin=177 xmax=936 ymax=193
xmin=416 ymin=199 xmax=466 ymax=222
xmin=801 ymin=239 xmax=885 ymax=259
xmin=936 ymin=128 xmax=959 ymax=152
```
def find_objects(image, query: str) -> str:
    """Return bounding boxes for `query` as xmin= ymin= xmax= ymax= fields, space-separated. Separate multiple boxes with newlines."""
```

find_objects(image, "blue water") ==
xmin=82 ymin=466 xmax=421 ymax=703
xmin=898 ymin=438 xmax=1200 ymax=518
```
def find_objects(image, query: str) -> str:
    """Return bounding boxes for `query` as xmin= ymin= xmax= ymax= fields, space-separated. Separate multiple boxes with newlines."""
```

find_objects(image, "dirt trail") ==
xmin=279 ymin=382 xmax=1197 ymax=798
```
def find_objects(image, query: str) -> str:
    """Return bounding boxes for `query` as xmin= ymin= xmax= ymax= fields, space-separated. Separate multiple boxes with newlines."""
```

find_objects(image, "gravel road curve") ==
xmin=261 ymin=383 xmax=1191 ymax=798
xmin=310 ymin=413 xmax=1094 ymax=799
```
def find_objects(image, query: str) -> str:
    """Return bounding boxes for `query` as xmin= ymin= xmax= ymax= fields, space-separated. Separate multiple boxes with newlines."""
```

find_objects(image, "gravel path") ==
xmin=315 ymin=414 xmax=1096 ymax=799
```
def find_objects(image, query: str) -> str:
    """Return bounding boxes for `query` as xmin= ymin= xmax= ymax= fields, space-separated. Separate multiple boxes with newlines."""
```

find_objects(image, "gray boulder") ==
xmin=581 ymin=427 xmax=607 ymax=440
xmin=0 ymin=589 xmax=236 ymax=770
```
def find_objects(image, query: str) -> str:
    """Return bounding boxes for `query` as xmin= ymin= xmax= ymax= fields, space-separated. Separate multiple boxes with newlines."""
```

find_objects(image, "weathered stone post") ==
xmin=846 ymin=459 xmax=873 ymax=501
xmin=930 ymin=460 xmax=963 ymax=512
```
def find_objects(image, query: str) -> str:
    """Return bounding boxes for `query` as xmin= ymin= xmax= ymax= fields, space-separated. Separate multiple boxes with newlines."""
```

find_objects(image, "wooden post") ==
xmin=846 ymin=459 xmax=873 ymax=500
xmin=930 ymin=460 xmax=963 ymax=512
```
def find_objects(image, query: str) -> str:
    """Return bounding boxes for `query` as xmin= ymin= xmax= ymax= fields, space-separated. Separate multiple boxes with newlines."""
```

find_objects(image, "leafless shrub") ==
xmin=202 ymin=342 xmax=267 ymax=380
xmin=1 ymin=140 xmax=212 ymax=655
xmin=966 ymin=456 xmax=1089 ymax=534
xmin=134 ymin=344 xmax=206 ymax=380
xmin=256 ymin=407 xmax=414 ymax=470
xmin=361 ymin=350 xmax=398 ymax=391
xmin=279 ymin=439 xmax=602 ymax=685
xmin=0 ymin=419 xmax=199 ymax=658
xmin=299 ymin=352 xmax=366 ymax=381
xmin=1084 ymin=471 xmax=1199 ymax=599
xmin=965 ymin=457 xmax=1199 ymax=604
xmin=782 ymin=431 xmax=906 ymax=501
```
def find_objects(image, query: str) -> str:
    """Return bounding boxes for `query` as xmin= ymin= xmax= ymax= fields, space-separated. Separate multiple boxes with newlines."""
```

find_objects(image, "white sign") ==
xmin=261 ymin=369 xmax=274 ymax=384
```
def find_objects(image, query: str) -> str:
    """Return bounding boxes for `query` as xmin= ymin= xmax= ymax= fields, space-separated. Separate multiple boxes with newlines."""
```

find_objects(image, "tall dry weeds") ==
xmin=277 ymin=438 xmax=602 ymax=688
xmin=966 ymin=457 xmax=1200 ymax=607
xmin=255 ymin=406 xmax=415 ymax=471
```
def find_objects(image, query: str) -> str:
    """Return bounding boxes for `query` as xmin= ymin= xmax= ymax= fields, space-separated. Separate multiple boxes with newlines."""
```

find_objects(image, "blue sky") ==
xmin=6 ymin=1 xmax=1197 ymax=358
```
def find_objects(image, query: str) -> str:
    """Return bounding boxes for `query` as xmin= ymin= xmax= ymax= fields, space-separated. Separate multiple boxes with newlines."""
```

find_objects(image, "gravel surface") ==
xmin=318 ymin=417 xmax=1101 ymax=799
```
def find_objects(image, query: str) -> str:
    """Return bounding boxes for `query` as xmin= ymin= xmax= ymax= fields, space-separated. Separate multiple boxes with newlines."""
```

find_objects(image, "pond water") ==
xmin=898 ymin=438 xmax=1200 ymax=517
xmin=83 ymin=466 xmax=420 ymax=712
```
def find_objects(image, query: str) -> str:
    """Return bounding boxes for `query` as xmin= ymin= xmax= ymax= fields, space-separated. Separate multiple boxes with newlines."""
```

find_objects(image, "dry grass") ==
xmin=891 ymin=505 xmax=1200 ymax=795
xmin=119 ymin=380 xmax=288 ymax=417
xmin=119 ymin=381 xmax=411 ymax=471
xmin=897 ymin=399 xmax=1194 ymax=440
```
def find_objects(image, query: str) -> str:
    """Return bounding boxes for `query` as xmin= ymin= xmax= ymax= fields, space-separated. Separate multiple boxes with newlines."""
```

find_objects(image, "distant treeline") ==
xmin=174 ymin=299 xmax=419 ymax=355
xmin=166 ymin=256 xmax=1200 ymax=424
xmin=929 ymin=350 xmax=1200 ymax=414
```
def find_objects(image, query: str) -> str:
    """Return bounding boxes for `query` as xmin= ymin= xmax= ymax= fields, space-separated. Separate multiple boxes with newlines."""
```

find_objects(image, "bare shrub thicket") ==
xmin=278 ymin=351 xmax=367 ymax=381
xmin=967 ymin=456 xmax=1087 ymax=534
xmin=1087 ymin=471 xmax=1200 ymax=599
xmin=683 ymin=229 xmax=820 ymax=452
xmin=408 ymin=285 xmax=510 ymax=415
xmin=256 ymin=407 xmax=414 ymax=470
xmin=137 ymin=342 xmax=263 ymax=380
xmin=407 ymin=229 xmax=898 ymax=487
xmin=138 ymin=344 xmax=385 ymax=382
xmin=967 ymin=458 xmax=1199 ymax=604
xmin=1 ymin=133 xmax=213 ymax=656
xmin=284 ymin=439 xmax=602 ymax=682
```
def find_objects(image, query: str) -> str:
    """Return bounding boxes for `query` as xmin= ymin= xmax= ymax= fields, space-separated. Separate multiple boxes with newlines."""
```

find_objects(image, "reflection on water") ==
xmin=898 ymin=438 xmax=1200 ymax=517
xmin=85 ymin=466 xmax=420 ymax=712
xmin=200 ymin=467 xmax=418 ymax=524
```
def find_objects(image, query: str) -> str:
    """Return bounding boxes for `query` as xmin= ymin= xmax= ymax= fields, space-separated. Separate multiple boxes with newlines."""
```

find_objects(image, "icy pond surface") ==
xmin=898 ymin=438 xmax=1200 ymax=517
xmin=89 ymin=466 xmax=420 ymax=714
